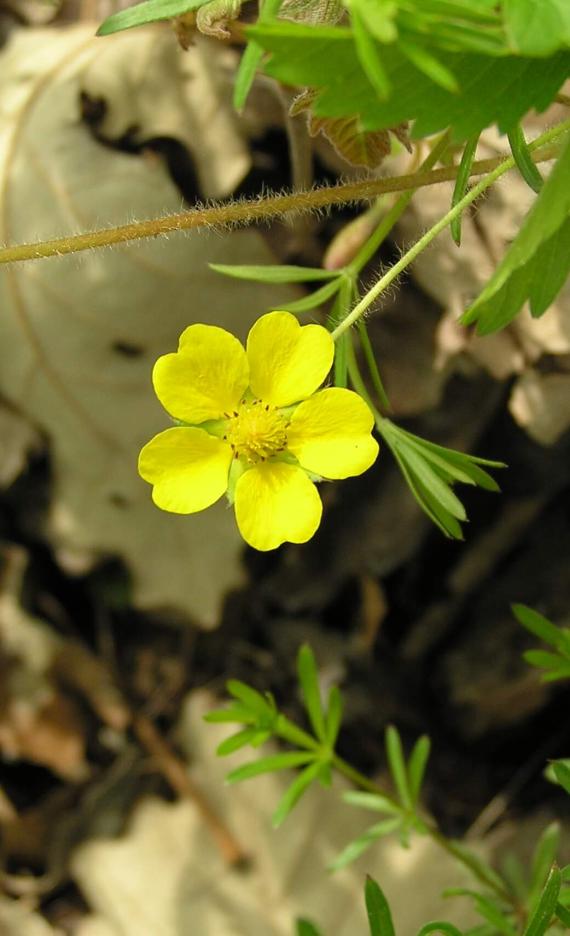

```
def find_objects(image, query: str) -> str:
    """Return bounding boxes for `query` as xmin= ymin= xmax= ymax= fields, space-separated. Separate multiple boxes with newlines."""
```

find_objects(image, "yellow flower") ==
xmin=139 ymin=311 xmax=379 ymax=551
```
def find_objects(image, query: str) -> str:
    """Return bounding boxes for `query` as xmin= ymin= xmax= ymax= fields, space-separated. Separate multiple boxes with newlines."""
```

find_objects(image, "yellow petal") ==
xmin=234 ymin=461 xmax=322 ymax=551
xmin=287 ymin=387 xmax=379 ymax=479
xmin=247 ymin=311 xmax=334 ymax=407
xmin=139 ymin=427 xmax=233 ymax=513
xmin=153 ymin=324 xmax=249 ymax=423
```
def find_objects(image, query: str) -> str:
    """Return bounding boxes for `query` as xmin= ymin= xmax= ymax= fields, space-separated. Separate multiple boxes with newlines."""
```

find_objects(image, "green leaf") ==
xmin=385 ymin=725 xmax=413 ymax=810
xmin=507 ymin=124 xmax=543 ymax=193
xmin=234 ymin=0 xmax=282 ymax=110
xmin=226 ymin=679 xmax=273 ymax=717
xmin=462 ymin=136 xmax=570 ymax=334
xmin=296 ymin=920 xmax=323 ymax=936
xmin=504 ymin=0 xmax=570 ymax=56
xmin=552 ymin=761 xmax=570 ymax=794
xmin=352 ymin=7 xmax=391 ymax=98
xmin=274 ymin=713 xmax=320 ymax=751
xmin=513 ymin=605 xmax=570 ymax=656
xmin=449 ymin=893 xmax=515 ymax=936
xmin=216 ymin=727 xmax=260 ymax=756
xmin=555 ymin=902 xmax=570 ymax=927
xmin=329 ymin=818 xmax=401 ymax=871
xmin=530 ymin=823 xmax=560 ymax=903
xmin=398 ymin=445 xmax=467 ymax=521
xmin=279 ymin=278 xmax=342 ymax=313
xmin=343 ymin=791 xmax=402 ymax=815
xmin=97 ymin=0 xmax=208 ymax=35
xmin=399 ymin=39 xmax=459 ymax=92
xmin=408 ymin=735 xmax=431 ymax=805
xmin=209 ymin=263 xmax=340 ymax=284
xmin=523 ymin=649 xmax=568 ymax=671
xmin=297 ymin=645 xmax=327 ymax=743
xmin=417 ymin=924 xmax=464 ymax=936
xmin=250 ymin=22 xmax=570 ymax=142
xmin=451 ymin=135 xmax=479 ymax=246
xmin=325 ymin=686 xmax=344 ymax=749
xmin=524 ymin=866 xmax=562 ymax=936
xmin=272 ymin=760 xmax=323 ymax=827
xmin=365 ymin=876 xmax=396 ymax=936
xmin=226 ymin=750 xmax=316 ymax=783
xmin=204 ymin=704 xmax=256 ymax=724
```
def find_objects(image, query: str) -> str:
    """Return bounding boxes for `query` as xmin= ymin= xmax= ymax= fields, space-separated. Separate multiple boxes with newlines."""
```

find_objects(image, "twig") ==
xmin=133 ymin=714 xmax=249 ymax=868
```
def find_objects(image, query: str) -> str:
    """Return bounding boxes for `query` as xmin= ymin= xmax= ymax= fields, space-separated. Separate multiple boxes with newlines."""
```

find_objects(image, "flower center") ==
xmin=225 ymin=400 xmax=288 ymax=464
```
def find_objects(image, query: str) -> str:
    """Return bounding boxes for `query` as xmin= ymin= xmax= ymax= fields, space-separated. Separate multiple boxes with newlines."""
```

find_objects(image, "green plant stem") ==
xmin=331 ymin=752 xmax=514 ymax=906
xmin=346 ymin=132 xmax=451 ymax=276
xmin=331 ymin=121 xmax=570 ymax=339
xmin=0 ymin=144 xmax=561 ymax=266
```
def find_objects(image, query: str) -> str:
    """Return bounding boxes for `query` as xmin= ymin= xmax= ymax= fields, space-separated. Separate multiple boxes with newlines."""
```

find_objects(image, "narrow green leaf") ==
xmin=226 ymin=750 xmax=316 ymax=783
xmin=296 ymin=919 xmax=323 ymax=936
xmin=391 ymin=445 xmax=463 ymax=539
xmin=513 ymin=604 xmax=570 ymax=655
xmin=556 ymin=902 xmax=570 ymax=926
xmin=351 ymin=8 xmax=391 ymax=99
xmin=97 ymin=0 xmax=208 ymax=34
xmin=402 ymin=447 xmax=467 ymax=521
xmin=343 ymin=791 xmax=402 ymax=815
xmin=552 ymin=761 xmax=570 ymax=794
xmin=204 ymin=704 xmax=256 ymax=724
xmin=209 ymin=263 xmax=340 ymax=284
xmin=328 ymin=818 xmax=401 ymax=871
xmin=272 ymin=760 xmax=323 ymax=827
xmin=508 ymin=125 xmax=543 ymax=193
xmin=325 ymin=686 xmax=344 ymax=749
xmin=385 ymin=725 xmax=413 ymax=810
xmin=279 ymin=278 xmax=342 ymax=313
xmin=471 ymin=897 xmax=516 ymax=935
xmin=334 ymin=334 xmax=349 ymax=388
xmin=523 ymin=649 xmax=567 ymax=670
xmin=217 ymin=727 xmax=259 ymax=756
xmin=297 ymin=645 xmax=327 ymax=743
xmin=408 ymin=735 xmax=431 ymax=805
xmin=417 ymin=924 xmax=464 ymax=936
xmin=462 ymin=137 xmax=570 ymax=334
xmin=451 ymin=135 xmax=479 ymax=246
xmin=234 ymin=0 xmax=282 ymax=110
xmin=226 ymin=680 xmax=273 ymax=717
xmin=530 ymin=822 xmax=560 ymax=899
xmin=524 ymin=866 xmax=562 ymax=936
xmin=274 ymin=713 xmax=320 ymax=751
xmin=399 ymin=39 xmax=459 ymax=92
xmin=446 ymin=845 xmax=508 ymax=893
xmin=365 ymin=876 xmax=396 ymax=936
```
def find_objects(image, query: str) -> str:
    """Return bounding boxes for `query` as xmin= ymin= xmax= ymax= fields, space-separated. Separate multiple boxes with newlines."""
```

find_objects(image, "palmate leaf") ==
xmin=378 ymin=419 xmax=504 ymax=539
xmin=250 ymin=22 xmax=570 ymax=142
xmin=513 ymin=605 xmax=570 ymax=656
xmin=462 ymin=135 xmax=570 ymax=334
xmin=504 ymin=0 xmax=570 ymax=56
xmin=97 ymin=0 xmax=209 ymax=34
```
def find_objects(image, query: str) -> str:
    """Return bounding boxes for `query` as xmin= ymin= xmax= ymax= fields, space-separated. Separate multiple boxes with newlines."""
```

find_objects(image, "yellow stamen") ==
xmin=225 ymin=400 xmax=288 ymax=464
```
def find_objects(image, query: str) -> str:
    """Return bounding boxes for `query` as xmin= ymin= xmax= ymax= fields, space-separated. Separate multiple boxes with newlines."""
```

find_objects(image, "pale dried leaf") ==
xmin=0 ymin=27 xmax=296 ymax=626
xmin=0 ymin=404 xmax=42 ymax=488
xmin=0 ymin=899 xmax=56 ymax=936
xmin=509 ymin=370 xmax=570 ymax=445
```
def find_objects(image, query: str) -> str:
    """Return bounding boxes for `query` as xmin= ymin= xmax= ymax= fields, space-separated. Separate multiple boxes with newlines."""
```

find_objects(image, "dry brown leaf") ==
xmin=0 ymin=27 xmax=296 ymax=626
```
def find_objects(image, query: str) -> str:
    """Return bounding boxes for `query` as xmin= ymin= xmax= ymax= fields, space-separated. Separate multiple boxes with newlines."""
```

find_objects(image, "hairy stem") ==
xmin=331 ymin=120 xmax=570 ymax=339
xmin=0 ymin=143 xmax=561 ymax=267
